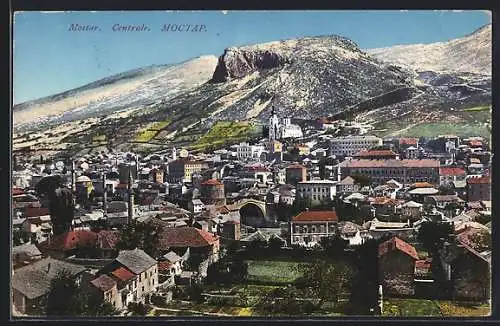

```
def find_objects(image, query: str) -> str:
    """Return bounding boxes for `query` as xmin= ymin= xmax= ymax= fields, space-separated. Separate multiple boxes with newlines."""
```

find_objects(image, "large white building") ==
xmin=330 ymin=135 xmax=383 ymax=157
xmin=296 ymin=179 xmax=338 ymax=205
xmin=237 ymin=142 xmax=265 ymax=161
xmin=268 ymin=107 xmax=303 ymax=141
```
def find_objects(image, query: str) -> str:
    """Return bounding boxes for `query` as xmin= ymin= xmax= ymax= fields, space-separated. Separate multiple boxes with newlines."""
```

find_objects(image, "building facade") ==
xmin=330 ymin=135 xmax=382 ymax=157
xmin=290 ymin=211 xmax=339 ymax=247
xmin=296 ymin=180 xmax=338 ymax=205
xmin=338 ymin=159 xmax=440 ymax=186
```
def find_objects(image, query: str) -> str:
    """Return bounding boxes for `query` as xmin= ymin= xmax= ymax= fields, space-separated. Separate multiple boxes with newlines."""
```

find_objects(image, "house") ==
xmin=370 ymin=197 xmax=404 ymax=221
xmin=158 ymin=227 xmax=220 ymax=265
xmin=330 ymin=135 xmax=383 ymax=157
xmin=290 ymin=210 xmax=339 ymax=247
xmin=37 ymin=230 xmax=98 ymax=259
xmin=12 ymin=243 xmax=43 ymax=269
xmin=336 ymin=176 xmax=359 ymax=195
xmin=296 ymin=180 xmax=338 ymax=206
xmin=337 ymin=221 xmax=365 ymax=246
xmin=188 ymin=199 xmax=205 ymax=214
xmin=366 ymin=218 xmax=415 ymax=240
xmin=439 ymin=167 xmax=466 ymax=186
xmin=466 ymin=176 xmax=490 ymax=202
xmin=440 ymin=237 xmax=490 ymax=301
xmin=96 ymin=248 xmax=159 ymax=310
xmin=12 ymin=258 xmax=87 ymax=315
xmin=378 ymin=236 xmax=420 ymax=296
xmin=220 ymin=220 xmax=241 ymax=241
xmin=400 ymin=201 xmax=423 ymax=221
xmin=425 ymin=195 xmax=465 ymax=215
xmin=285 ymin=164 xmax=307 ymax=186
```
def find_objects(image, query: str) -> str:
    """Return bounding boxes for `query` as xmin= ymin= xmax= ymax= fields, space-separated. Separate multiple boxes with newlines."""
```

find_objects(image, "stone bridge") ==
xmin=232 ymin=198 xmax=267 ymax=216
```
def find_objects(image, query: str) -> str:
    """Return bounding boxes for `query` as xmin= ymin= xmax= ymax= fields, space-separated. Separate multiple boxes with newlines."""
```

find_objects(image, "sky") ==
xmin=13 ymin=10 xmax=491 ymax=104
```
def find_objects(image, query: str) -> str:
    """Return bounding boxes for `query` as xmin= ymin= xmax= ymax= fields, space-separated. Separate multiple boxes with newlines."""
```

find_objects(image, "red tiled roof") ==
xmin=286 ymin=164 xmax=306 ymax=170
xmin=39 ymin=230 xmax=98 ymax=252
xmin=158 ymin=261 xmax=174 ymax=272
xmin=111 ymin=267 xmax=135 ymax=281
xmin=371 ymin=197 xmax=401 ymax=206
xmin=201 ymin=179 xmax=223 ymax=186
xmin=378 ymin=236 xmax=419 ymax=260
xmin=467 ymin=176 xmax=490 ymax=184
xmin=354 ymin=149 xmax=397 ymax=157
xmin=415 ymin=259 xmax=432 ymax=270
xmin=12 ymin=187 xmax=24 ymax=196
xmin=159 ymin=227 xmax=219 ymax=248
xmin=97 ymin=230 xmax=120 ymax=250
xmin=24 ymin=207 xmax=50 ymax=218
xmin=412 ymin=182 xmax=436 ymax=188
xmin=91 ymin=274 xmax=116 ymax=292
xmin=469 ymin=140 xmax=483 ymax=147
xmin=399 ymin=138 xmax=418 ymax=145
xmin=292 ymin=211 xmax=338 ymax=223
xmin=439 ymin=167 xmax=466 ymax=176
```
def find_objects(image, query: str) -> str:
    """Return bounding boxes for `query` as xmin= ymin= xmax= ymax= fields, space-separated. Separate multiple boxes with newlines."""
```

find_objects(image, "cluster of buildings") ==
xmin=11 ymin=109 xmax=492 ymax=315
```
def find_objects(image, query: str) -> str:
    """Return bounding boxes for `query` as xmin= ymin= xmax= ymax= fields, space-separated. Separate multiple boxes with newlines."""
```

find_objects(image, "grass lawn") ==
xmin=245 ymin=260 xmax=308 ymax=284
xmin=383 ymin=299 xmax=490 ymax=317
xmin=193 ymin=121 xmax=258 ymax=150
xmin=133 ymin=118 xmax=172 ymax=143
xmin=397 ymin=122 xmax=490 ymax=139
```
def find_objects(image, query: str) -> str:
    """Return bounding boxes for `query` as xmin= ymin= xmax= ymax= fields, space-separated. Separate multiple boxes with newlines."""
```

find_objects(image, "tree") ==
xmin=46 ymin=270 xmax=118 ymax=316
xmin=13 ymin=229 xmax=30 ymax=246
xmin=319 ymin=235 xmax=348 ymax=257
xmin=438 ymin=185 xmax=456 ymax=196
xmin=351 ymin=174 xmax=372 ymax=187
xmin=295 ymin=260 xmax=353 ymax=307
xmin=417 ymin=221 xmax=453 ymax=253
xmin=115 ymin=220 xmax=162 ymax=259
xmin=468 ymin=231 xmax=491 ymax=252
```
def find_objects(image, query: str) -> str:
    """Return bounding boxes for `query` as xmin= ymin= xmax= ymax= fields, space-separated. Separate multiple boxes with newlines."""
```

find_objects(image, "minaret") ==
xmin=172 ymin=146 xmax=177 ymax=161
xmin=102 ymin=173 xmax=107 ymax=216
xmin=71 ymin=161 xmax=76 ymax=193
xmin=127 ymin=167 xmax=134 ymax=223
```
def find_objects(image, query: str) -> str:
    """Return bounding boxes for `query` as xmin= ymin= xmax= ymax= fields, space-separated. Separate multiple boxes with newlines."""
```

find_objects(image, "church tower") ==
xmin=269 ymin=106 xmax=280 ymax=141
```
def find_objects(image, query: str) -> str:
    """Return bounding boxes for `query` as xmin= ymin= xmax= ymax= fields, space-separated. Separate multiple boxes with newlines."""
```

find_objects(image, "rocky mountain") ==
xmin=13 ymin=55 xmax=219 ymax=132
xmin=367 ymin=24 xmax=491 ymax=75
xmin=13 ymin=26 xmax=491 ymax=158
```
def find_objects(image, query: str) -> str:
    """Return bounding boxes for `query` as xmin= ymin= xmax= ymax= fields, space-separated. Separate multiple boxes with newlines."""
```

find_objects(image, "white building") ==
xmin=237 ymin=142 xmax=265 ymax=161
xmin=330 ymin=135 xmax=382 ymax=157
xmin=269 ymin=106 xmax=280 ymax=141
xmin=296 ymin=179 xmax=338 ymax=205
xmin=280 ymin=118 xmax=303 ymax=139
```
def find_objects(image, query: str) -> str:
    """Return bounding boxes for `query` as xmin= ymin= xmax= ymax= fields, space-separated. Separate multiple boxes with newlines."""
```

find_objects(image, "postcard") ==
xmin=11 ymin=10 xmax=492 ymax=318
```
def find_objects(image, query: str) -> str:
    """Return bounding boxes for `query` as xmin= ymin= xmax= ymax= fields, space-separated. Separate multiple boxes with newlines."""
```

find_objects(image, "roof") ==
xmin=439 ymin=167 xmax=466 ymax=176
xmin=408 ymin=188 xmax=439 ymax=195
xmin=24 ymin=207 xmax=50 ymax=218
xmin=38 ymin=230 xmax=98 ymax=252
xmin=111 ymin=267 xmax=136 ymax=281
xmin=91 ymin=274 xmax=117 ymax=292
xmin=76 ymin=175 xmax=92 ymax=182
xmin=97 ymin=230 xmax=120 ymax=250
xmin=286 ymin=164 xmax=306 ymax=170
xmin=428 ymin=195 xmax=464 ymax=202
xmin=158 ymin=261 xmax=174 ymax=272
xmin=159 ymin=227 xmax=219 ymax=248
xmin=115 ymin=248 xmax=157 ymax=275
xmin=354 ymin=149 xmax=397 ymax=157
xmin=467 ymin=176 xmax=490 ymax=184
xmin=402 ymin=201 xmax=423 ymax=208
xmin=371 ymin=197 xmax=402 ymax=206
xmin=338 ymin=221 xmax=362 ymax=234
xmin=338 ymin=176 xmax=356 ymax=185
xmin=339 ymin=159 xmax=439 ymax=168
xmin=412 ymin=182 xmax=436 ymax=188
xmin=292 ymin=210 xmax=338 ymax=223
xmin=399 ymin=138 xmax=418 ymax=145
xmin=163 ymin=251 xmax=182 ymax=263
xmin=240 ymin=230 xmax=269 ymax=242
xmin=12 ymin=243 xmax=42 ymax=257
xmin=12 ymin=258 xmax=86 ymax=299
xmin=201 ymin=179 xmax=223 ymax=186
xmin=378 ymin=237 xmax=419 ymax=260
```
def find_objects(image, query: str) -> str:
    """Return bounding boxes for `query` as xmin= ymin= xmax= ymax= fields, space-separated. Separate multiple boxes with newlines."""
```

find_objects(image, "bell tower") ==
xmin=269 ymin=106 xmax=280 ymax=141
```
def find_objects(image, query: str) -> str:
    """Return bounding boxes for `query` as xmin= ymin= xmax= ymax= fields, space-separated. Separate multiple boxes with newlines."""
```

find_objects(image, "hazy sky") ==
xmin=13 ymin=10 xmax=491 ymax=104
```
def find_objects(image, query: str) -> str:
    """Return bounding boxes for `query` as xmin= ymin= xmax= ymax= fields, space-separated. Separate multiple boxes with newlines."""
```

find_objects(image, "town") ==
xmin=11 ymin=108 xmax=491 ymax=317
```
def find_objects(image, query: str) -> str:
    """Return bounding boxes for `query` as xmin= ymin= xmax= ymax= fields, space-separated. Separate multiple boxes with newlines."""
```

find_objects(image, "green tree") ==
xmin=417 ymin=221 xmax=453 ymax=253
xmin=319 ymin=235 xmax=348 ymax=257
xmin=13 ymin=229 xmax=30 ymax=246
xmin=295 ymin=260 xmax=353 ymax=307
xmin=351 ymin=174 xmax=372 ymax=187
xmin=115 ymin=219 xmax=162 ymax=259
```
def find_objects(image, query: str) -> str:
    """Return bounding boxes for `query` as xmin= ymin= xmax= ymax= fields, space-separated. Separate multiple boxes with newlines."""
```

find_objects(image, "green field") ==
xmin=463 ymin=105 xmax=490 ymax=112
xmin=245 ymin=260 xmax=308 ymax=284
xmin=382 ymin=299 xmax=490 ymax=317
xmin=400 ymin=123 xmax=490 ymax=139
xmin=192 ymin=121 xmax=259 ymax=150
xmin=133 ymin=118 xmax=172 ymax=142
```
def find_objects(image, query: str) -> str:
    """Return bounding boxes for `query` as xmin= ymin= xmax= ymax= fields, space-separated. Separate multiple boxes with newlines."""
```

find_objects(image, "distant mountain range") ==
xmin=13 ymin=24 xmax=491 ymax=156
